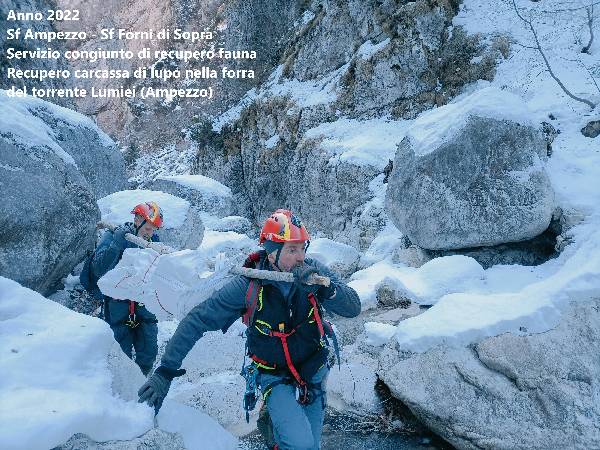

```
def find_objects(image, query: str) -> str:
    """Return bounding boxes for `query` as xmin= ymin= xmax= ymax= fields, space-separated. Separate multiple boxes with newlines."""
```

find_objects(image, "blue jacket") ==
xmin=91 ymin=222 xmax=160 ymax=294
xmin=160 ymin=257 xmax=361 ymax=371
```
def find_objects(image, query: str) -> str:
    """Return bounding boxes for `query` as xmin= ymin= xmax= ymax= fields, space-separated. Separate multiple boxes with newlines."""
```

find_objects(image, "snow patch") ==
xmin=357 ymin=38 xmax=391 ymax=59
xmin=157 ymin=400 xmax=238 ymax=450
xmin=304 ymin=117 xmax=412 ymax=170
xmin=265 ymin=133 xmax=280 ymax=149
xmin=0 ymin=277 xmax=153 ymax=450
xmin=349 ymin=255 xmax=485 ymax=310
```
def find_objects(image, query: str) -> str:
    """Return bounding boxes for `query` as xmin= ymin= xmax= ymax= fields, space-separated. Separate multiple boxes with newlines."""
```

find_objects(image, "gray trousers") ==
xmin=257 ymin=365 xmax=329 ymax=450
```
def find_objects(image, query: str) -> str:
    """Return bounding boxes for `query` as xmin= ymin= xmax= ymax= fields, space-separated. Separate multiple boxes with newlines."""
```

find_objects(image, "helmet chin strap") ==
xmin=273 ymin=247 xmax=283 ymax=271
xmin=134 ymin=219 xmax=147 ymax=238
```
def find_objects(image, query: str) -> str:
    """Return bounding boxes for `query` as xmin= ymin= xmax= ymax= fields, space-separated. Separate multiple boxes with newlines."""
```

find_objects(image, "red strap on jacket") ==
xmin=307 ymin=293 xmax=325 ymax=339
xmin=272 ymin=330 xmax=305 ymax=387
xmin=129 ymin=300 xmax=136 ymax=316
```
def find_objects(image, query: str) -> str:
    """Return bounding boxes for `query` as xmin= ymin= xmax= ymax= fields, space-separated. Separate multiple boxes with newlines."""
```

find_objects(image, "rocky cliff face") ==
xmin=190 ymin=0 xmax=507 ymax=247
xmin=2 ymin=0 xmax=508 ymax=249
xmin=51 ymin=0 xmax=304 ymax=152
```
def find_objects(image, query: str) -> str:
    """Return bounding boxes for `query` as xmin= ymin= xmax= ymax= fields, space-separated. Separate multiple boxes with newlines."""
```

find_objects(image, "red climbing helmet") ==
xmin=131 ymin=201 xmax=163 ymax=228
xmin=259 ymin=209 xmax=310 ymax=244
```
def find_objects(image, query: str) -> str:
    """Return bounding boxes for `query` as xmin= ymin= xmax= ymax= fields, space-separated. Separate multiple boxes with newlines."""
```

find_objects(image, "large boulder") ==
xmin=0 ymin=276 xmax=153 ymax=450
xmin=0 ymin=92 xmax=126 ymax=294
xmin=25 ymin=102 xmax=128 ymax=199
xmin=385 ymin=87 xmax=555 ymax=250
xmin=379 ymin=298 xmax=600 ymax=450
xmin=149 ymin=175 xmax=233 ymax=218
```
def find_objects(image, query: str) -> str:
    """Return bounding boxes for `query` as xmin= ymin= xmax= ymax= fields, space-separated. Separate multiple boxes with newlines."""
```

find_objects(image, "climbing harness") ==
xmin=124 ymin=300 xmax=139 ymax=328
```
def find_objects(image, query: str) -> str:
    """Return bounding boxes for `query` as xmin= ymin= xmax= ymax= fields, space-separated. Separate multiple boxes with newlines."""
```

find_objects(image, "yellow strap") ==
xmin=255 ymin=319 xmax=272 ymax=336
xmin=257 ymin=287 xmax=263 ymax=311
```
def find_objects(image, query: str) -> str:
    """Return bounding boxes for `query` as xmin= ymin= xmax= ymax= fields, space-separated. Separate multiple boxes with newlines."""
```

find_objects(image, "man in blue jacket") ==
xmin=138 ymin=209 xmax=361 ymax=450
xmin=92 ymin=201 xmax=164 ymax=375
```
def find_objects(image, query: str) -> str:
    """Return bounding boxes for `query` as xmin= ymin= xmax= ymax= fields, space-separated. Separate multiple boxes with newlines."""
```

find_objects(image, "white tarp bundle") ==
xmin=97 ymin=248 xmax=234 ymax=320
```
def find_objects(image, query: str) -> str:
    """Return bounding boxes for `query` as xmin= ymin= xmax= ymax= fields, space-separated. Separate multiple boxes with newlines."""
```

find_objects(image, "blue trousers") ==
xmin=104 ymin=299 xmax=158 ymax=375
xmin=257 ymin=365 xmax=329 ymax=450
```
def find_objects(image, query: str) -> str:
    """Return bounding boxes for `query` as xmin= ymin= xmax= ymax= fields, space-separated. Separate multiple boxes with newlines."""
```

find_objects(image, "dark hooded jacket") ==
xmin=160 ymin=252 xmax=361 ymax=377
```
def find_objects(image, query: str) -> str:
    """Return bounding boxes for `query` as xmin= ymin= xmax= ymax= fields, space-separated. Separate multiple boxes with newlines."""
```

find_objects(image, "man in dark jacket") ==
xmin=92 ymin=201 xmax=164 ymax=375
xmin=138 ymin=209 xmax=361 ymax=450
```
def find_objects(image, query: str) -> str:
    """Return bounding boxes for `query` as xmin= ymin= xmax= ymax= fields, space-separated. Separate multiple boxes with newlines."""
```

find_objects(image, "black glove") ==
xmin=317 ymin=282 xmax=336 ymax=300
xmin=138 ymin=366 xmax=186 ymax=413
xmin=292 ymin=263 xmax=318 ymax=286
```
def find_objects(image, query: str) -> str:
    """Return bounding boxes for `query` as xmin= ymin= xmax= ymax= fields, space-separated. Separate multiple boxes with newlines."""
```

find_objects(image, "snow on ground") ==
xmin=158 ymin=400 xmax=238 ymax=450
xmin=0 ymin=276 xmax=153 ymax=450
xmin=0 ymin=276 xmax=239 ymax=450
xmin=361 ymin=0 xmax=600 ymax=352
xmin=360 ymin=222 xmax=405 ymax=268
xmin=97 ymin=189 xmax=190 ymax=229
xmin=304 ymin=117 xmax=412 ymax=170
xmin=392 ymin=224 xmax=600 ymax=352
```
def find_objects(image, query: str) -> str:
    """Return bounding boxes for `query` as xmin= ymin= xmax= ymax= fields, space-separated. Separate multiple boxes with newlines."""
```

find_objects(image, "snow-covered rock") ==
xmin=150 ymin=175 xmax=234 ymax=218
xmin=193 ymin=0 xmax=506 ymax=250
xmin=0 ymin=91 xmax=126 ymax=199
xmin=380 ymin=298 xmax=600 ymax=450
xmin=198 ymin=230 xmax=260 ymax=265
xmin=307 ymin=238 xmax=360 ymax=277
xmin=0 ymin=92 xmax=119 ymax=294
xmin=98 ymin=189 xmax=205 ymax=250
xmin=388 ymin=224 xmax=600 ymax=353
xmin=0 ymin=276 xmax=153 ymax=450
xmin=211 ymin=215 xmax=255 ymax=236
xmin=349 ymin=255 xmax=486 ymax=310
xmin=385 ymin=87 xmax=555 ymax=250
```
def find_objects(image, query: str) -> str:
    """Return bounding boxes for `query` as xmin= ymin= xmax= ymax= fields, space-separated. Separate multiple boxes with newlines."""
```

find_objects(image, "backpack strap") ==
xmin=241 ymin=251 xmax=266 ymax=326
xmin=307 ymin=293 xmax=325 ymax=339
xmin=242 ymin=280 xmax=262 ymax=326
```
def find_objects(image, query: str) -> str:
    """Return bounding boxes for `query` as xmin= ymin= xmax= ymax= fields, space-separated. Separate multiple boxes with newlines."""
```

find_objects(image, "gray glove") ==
xmin=292 ymin=263 xmax=318 ymax=285
xmin=138 ymin=366 xmax=186 ymax=413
